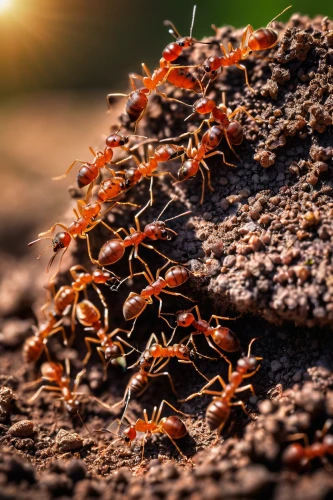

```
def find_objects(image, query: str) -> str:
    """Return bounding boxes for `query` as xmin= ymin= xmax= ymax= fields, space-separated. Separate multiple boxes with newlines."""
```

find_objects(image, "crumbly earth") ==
xmin=0 ymin=13 xmax=333 ymax=500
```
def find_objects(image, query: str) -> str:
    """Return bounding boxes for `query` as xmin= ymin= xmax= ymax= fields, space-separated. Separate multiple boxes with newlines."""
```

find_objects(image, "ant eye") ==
xmin=120 ymin=140 xmax=125 ymax=146
xmin=178 ymin=42 xmax=185 ymax=47
xmin=204 ymin=65 xmax=211 ymax=72
xmin=124 ymin=436 xmax=131 ymax=443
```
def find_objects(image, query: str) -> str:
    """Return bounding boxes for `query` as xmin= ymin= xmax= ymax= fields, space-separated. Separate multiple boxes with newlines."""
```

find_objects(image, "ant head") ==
xmin=177 ymin=311 xmax=195 ymax=327
xmin=52 ymin=232 xmax=71 ymax=252
xmin=144 ymin=221 xmax=172 ymax=241
xmin=106 ymin=133 xmax=129 ymax=147
xmin=123 ymin=425 xmax=136 ymax=444
xmin=105 ymin=344 xmax=122 ymax=361
xmin=178 ymin=160 xmax=195 ymax=181
xmin=65 ymin=398 xmax=81 ymax=416
xmin=237 ymin=355 xmax=259 ymax=374
xmin=176 ymin=36 xmax=195 ymax=48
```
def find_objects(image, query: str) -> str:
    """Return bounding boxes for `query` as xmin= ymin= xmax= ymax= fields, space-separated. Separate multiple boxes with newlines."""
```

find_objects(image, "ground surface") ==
xmin=1 ymin=13 xmax=333 ymax=500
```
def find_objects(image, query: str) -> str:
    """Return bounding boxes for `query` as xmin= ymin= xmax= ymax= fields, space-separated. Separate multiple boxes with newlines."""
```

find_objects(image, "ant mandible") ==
xmin=180 ymin=338 xmax=262 ymax=439
xmin=202 ymin=6 xmax=292 ymax=91
xmin=96 ymin=197 xmax=190 ymax=278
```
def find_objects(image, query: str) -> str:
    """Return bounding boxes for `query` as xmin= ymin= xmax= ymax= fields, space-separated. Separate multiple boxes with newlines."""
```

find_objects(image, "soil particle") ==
xmin=55 ymin=429 xmax=84 ymax=453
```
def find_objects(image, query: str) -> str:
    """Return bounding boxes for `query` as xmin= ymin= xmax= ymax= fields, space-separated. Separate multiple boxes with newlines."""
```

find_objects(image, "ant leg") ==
xmin=73 ymin=369 xmax=86 ymax=394
xmin=235 ymin=64 xmax=254 ymax=92
xmin=132 ymin=248 xmax=155 ymax=282
xmin=212 ymin=419 xmax=229 ymax=444
xmin=70 ymin=292 xmax=79 ymax=340
xmin=178 ymin=358 xmax=210 ymax=382
xmin=223 ymin=130 xmax=241 ymax=160
xmin=151 ymin=171 xmax=178 ymax=182
xmin=179 ymin=119 xmax=213 ymax=138
xmin=83 ymin=337 xmax=100 ymax=365
xmin=209 ymin=314 xmax=235 ymax=325
xmin=179 ymin=375 xmax=227 ymax=403
xmin=206 ymin=336 xmax=232 ymax=366
xmin=285 ymin=433 xmax=310 ymax=447
xmin=52 ymin=159 xmax=86 ymax=181
xmin=156 ymin=297 xmax=174 ymax=329
xmin=204 ymin=150 xmax=237 ymax=168
xmin=148 ymin=371 xmax=178 ymax=396
xmin=200 ymin=161 xmax=214 ymax=193
xmin=141 ymin=243 xmax=181 ymax=266
xmin=38 ymin=223 xmax=68 ymax=238
xmin=106 ymin=92 xmax=128 ymax=109
xmin=134 ymin=199 xmax=151 ymax=231
xmin=49 ymin=247 xmax=69 ymax=282
xmin=28 ymin=385 xmax=62 ymax=403
xmin=141 ymin=63 xmax=152 ymax=79
xmin=156 ymin=91 xmax=193 ymax=109
xmin=162 ymin=290 xmax=196 ymax=303
xmin=96 ymin=347 xmax=108 ymax=380
xmin=151 ymin=358 xmax=170 ymax=373
xmin=48 ymin=326 xmax=69 ymax=347
xmin=85 ymin=234 xmax=99 ymax=265
xmin=229 ymin=400 xmax=255 ymax=419
xmin=228 ymin=106 xmax=257 ymax=122
xmin=162 ymin=429 xmax=189 ymax=460
xmin=235 ymin=384 xmax=256 ymax=396
xmin=92 ymin=283 xmax=108 ymax=309
xmin=242 ymin=365 xmax=262 ymax=379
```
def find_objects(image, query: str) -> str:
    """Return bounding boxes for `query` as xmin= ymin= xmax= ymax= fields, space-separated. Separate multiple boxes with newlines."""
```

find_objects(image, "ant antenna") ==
xmin=156 ymin=196 xmax=177 ymax=221
xmin=164 ymin=20 xmax=181 ymax=39
xmin=77 ymin=410 xmax=93 ymax=437
xmin=267 ymin=5 xmax=292 ymax=28
xmin=190 ymin=5 xmax=197 ymax=38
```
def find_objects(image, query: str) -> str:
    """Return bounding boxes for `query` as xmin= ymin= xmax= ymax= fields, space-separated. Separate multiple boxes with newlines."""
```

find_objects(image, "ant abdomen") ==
xmin=161 ymin=415 xmax=187 ymax=439
xmin=282 ymin=443 xmax=306 ymax=469
xmin=125 ymin=90 xmax=149 ymax=123
xmin=76 ymin=300 xmax=101 ymax=327
xmin=123 ymin=293 xmax=147 ymax=321
xmin=98 ymin=240 xmax=125 ymax=266
xmin=211 ymin=326 xmax=240 ymax=352
xmin=54 ymin=286 xmax=76 ymax=315
xmin=23 ymin=337 xmax=44 ymax=363
xmin=129 ymin=372 xmax=149 ymax=396
xmin=77 ymin=163 xmax=99 ymax=188
xmin=226 ymin=122 xmax=243 ymax=145
xmin=248 ymin=29 xmax=278 ymax=51
xmin=165 ymin=266 xmax=189 ymax=288
xmin=206 ymin=400 xmax=230 ymax=431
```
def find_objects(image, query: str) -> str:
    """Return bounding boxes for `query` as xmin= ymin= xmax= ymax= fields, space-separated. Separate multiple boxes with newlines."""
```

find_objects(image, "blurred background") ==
xmin=0 ymin=0 xmax=332 ymax=256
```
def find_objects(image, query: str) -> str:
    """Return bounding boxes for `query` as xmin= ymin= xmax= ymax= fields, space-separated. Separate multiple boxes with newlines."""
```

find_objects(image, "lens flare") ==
xmin=0 ymin=0 xmax=13 ymax=13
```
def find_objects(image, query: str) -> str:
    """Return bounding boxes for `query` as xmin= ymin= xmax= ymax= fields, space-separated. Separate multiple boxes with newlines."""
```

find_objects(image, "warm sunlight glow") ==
xmin=0 ymin=0 xmax=13 ymax=14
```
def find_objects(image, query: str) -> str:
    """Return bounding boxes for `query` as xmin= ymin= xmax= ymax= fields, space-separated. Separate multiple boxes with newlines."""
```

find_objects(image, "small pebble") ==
xmin=8 ymin=420 xmax=34 ymax=438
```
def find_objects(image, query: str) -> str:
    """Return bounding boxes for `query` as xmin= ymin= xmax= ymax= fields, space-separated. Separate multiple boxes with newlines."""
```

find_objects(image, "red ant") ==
xmin=28 ymin=200 xmax=135 ymax=280
xmin=128 ymin=331 xmax=212 ymax=382
xmin=25 ymin=360 xmax=86 ymax=415
xmin=75 ymin=298 xmax=137 ymax=374
xmin=176 ymin=133 xmax=236 ymax=204
xmin=52 ymin=132 xmax=144 ymax=190
xmin=120 ymin=261 xmax=195 ymax=335
xmin=103 ymin=399 xmax=190 ymax=461
xmin=23 ymin=310 xmax=67 ymax=364
xmin=180 ymin=338 xmax=262 ymax=438
xmin=202 ymin=6 xmax=292 ymax=91
xmin=283 ymin=420 xmax=333 ymax=470
xmin=107 ymin=7 xmax=207 ymax=132
xmin=96 ymin=197 xmax=190 ymax=278
xmin=174 ymin=305 xmax=240 ymax=359
xmin=181 ymin=92 xmax=258 ymax=159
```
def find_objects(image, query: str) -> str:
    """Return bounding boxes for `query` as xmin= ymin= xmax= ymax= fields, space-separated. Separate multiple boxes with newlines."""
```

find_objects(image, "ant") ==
xmin=23 ymin=310 xmax=67 ymax=364
xmin=179 ymin=338 xmax=262 ymax=438
xmin=202 ymin=6 xmax=292 ymax=91
xmin=76 ymin=298 xmax=137 ymax=374
xmin=174 ymin=305 xmax=240 ymax=359
xmin=96 ymin=197 xmax=190 ymax=278
xmin=128 ymin=331 xmax=212 ymax=383
xmin=119 ymin=261 xmax=195 ymax=335
xmin=52 ymin=132 xmax=145 ymax=190
xmin=107 ymin=6 xmax=206 ymax=132
xmin=25 ymin=360 xmax=86 ymax=415
xmin=176 ymin=133 xmax=236 ymax=204
xmin=181 ymin=92 xmax=258 ymax=159
xmin=28 ymin=199 xmax=135 ymax=280
xmin=25 ymin=359 xmax=114 ymax=416
xmin=103 ymin=399 xmax=190 ymax=461
xmin=282 ymin=420 xmax=333 ymax=470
